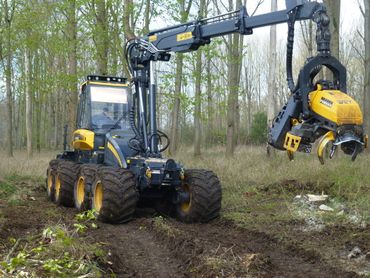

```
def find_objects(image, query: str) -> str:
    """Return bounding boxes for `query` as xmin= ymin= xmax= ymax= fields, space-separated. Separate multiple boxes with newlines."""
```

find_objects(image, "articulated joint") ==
xmin=237 ymin=6 xmax=253 ymax=35
xmin=312 ymin=5 xmax=331 ymax=55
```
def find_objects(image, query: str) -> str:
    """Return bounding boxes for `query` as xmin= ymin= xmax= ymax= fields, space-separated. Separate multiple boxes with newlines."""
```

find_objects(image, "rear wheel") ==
xmin=74 ymin=165 xmax=98 ymax=211
xmin=46 ymin=159 xmax=60 ymax=201
xmin=55 ymin=161 xmax=80 ymax=207
xmin=176 ymin=169 xmax=222 ymax=223
xmin=92 ymin=167 xmax=138 ymax=224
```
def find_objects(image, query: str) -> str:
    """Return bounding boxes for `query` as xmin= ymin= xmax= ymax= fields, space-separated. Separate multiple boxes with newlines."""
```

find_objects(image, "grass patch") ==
xmin=0 ymin=151 xmax=58 ymax=180
xmin=152 ymin=216 xmax=182 ymax=238
xmin=0 ymin=180 xmax=17 ymax=199
xmin=174 ymin=146 xmax=370 ymax=226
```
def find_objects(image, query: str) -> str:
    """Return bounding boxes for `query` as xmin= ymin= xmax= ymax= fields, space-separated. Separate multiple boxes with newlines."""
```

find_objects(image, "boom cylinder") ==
xmin=149 ymin=61 xmax=159 ymax=154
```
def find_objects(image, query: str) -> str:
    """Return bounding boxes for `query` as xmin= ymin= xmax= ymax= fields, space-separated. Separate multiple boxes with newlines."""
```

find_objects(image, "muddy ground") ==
xmin=0 ymin=184 xmax=369 ymax=277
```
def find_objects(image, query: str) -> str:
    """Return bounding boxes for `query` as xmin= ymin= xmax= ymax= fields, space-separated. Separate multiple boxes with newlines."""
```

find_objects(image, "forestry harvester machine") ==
xmin=46 ymin=0 xmax=367 ymax=224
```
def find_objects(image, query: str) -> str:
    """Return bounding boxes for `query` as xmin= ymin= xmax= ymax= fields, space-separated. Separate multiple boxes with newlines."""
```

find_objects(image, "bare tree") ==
xmin=25 ymin=49 xmax=32 ymax=158
xmin=169 ymin=0 xmax=193 ymax=155
xmin=66 ymin=0 xmax=78 ymax=138
xmin=323 ymin=0 xmax=340 ymax=57
xmin=194 ymin=0 xmax=206 ymax=156
xmin=267 ymin=0 xmax=277 ymax=156
xmin=364 ymin=0 xmax=370 ymax=134
xmin=226 ymin=0 xmax=242 ymax=157
xmin=0 ymin=0 xmax=15 ymax=157
xmin=95 ymin=0 xmax=109 ymax=75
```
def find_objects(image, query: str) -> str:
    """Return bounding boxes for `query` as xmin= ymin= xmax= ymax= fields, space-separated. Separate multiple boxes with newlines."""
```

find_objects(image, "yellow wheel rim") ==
xmin=55 ymin=174 xmax=61 ymax=201
xmin=76 ymin=177 xmax=85 ymax=207
xmin=180 ymin=184 xmax=192 ymax=213
xmin=94 ymin=181 xmax=103 ymax=212
xmin=47 ymin=170 xmax=53 ymax=194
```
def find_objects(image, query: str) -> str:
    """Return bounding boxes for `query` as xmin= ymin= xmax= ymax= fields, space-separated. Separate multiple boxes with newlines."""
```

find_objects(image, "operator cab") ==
xmin=77 ymin=75 xmax=130 ymax=132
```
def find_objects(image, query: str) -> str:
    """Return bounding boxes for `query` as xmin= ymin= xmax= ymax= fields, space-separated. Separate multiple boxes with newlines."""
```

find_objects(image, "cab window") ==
xmin=90 ymin=86 xmax=129 ymax=130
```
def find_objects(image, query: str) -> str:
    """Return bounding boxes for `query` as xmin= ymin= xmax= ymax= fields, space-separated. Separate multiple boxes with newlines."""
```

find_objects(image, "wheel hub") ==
xmin=55 ymin=175 xmax=61 ymax=200
xmin=177 ymin=184 xmax=191 ymax=213
xmin=47 ymin=170 xmax=53 ymax=193
xmin=76 ymin=177 xmax=85 ymax=206
xmin=94 ymin=181 xmax=103 ymax=212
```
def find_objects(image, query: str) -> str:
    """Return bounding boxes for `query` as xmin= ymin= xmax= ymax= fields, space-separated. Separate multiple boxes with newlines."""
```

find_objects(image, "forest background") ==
xmin=0 ymin=0 xmax=369 ymax=158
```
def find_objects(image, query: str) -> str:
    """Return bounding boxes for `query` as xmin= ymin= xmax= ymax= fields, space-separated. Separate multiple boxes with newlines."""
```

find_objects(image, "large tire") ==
xmin=176 ymin=169 xmax=222 ymax=223
xmin=55 ymin=161 xmax=80 ymax=207
xmin=74 ymin=164 xmax=99 ymax=211
xmin=92 ymin=167 xmax=138 ymax=224
xmin=46 ymin=159 xmax=60 ymax=201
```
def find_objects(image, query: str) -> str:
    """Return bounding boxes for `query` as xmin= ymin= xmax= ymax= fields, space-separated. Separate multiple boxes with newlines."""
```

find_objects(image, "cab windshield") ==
xmin=90 ymin=86 xmax=129 ymax=130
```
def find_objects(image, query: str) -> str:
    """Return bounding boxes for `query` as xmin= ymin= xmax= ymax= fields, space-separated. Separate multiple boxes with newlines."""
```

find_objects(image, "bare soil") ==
xmin=0 ymin=186 xmax=365 ymax=277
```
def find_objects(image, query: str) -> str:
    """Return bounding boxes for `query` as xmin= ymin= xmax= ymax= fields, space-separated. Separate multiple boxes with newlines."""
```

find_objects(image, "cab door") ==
xmin=76 ymin=85 xmax=91 ymax=130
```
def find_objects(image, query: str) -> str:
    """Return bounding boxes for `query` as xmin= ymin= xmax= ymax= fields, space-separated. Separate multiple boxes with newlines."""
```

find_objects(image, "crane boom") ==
xmin=143 ymin=1 xmax=326 ymax=54
xmin=124 ymin=0 xmax=367 ymax=163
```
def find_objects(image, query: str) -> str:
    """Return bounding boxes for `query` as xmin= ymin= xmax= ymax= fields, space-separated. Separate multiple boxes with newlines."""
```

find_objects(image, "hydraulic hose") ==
xmin=286 ymin=9 xmax=298 ymax=93
xmin=129 ymin=105 xmax=141 ymax=140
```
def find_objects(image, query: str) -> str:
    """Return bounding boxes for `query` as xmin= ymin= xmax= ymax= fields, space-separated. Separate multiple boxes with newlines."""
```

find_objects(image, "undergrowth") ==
xmin=0 ymin=210 xmax=107 ymax=277
xmin=174 ymin=146 xmax=370 ymax=224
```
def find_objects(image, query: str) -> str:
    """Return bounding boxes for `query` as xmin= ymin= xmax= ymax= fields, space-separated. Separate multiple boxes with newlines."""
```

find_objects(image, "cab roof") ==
xmin=81 ymin=75 xmax=129 ymax=90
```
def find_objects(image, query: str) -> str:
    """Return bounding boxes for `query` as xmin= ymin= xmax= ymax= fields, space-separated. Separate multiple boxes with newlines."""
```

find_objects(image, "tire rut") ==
xmin=1 ymin=189 xmax=359 ymax=278
xmin=88 ymin=218 xmax=187 ymax=278
xmin=145 ymin=218 xmax=358 ymax=278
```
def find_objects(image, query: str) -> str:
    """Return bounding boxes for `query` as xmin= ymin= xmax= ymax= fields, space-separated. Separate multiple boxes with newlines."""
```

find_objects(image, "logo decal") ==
xmin=320 ymin=97 xmax=333 ymax=108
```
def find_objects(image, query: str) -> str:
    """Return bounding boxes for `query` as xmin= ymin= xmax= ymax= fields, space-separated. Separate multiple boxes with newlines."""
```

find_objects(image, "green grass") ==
xmin=174 ymin=146 xmax=370 ymax=225
xmin=0 ymin=180 xmax=17 ymax=199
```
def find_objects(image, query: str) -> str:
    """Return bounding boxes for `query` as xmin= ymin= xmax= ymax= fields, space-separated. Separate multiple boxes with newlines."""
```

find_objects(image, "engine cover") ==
xmin=309 ymin=85 xmax=363 ymax=126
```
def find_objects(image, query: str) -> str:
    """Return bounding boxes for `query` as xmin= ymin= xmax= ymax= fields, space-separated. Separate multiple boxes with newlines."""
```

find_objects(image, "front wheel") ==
xmin=92 ymin=167 xmax=138 ymax=224
xmin=176 ymin=169 xmax=222 ymax=223
xmin=55 ymin=161 xmax=80 ymax=207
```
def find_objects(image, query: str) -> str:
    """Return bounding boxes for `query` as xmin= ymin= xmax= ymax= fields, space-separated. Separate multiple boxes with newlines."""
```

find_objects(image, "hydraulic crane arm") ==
xmin=124 ymin=0 xmax=366 ymax=164
xmin=127 ymin=0 xmax=330 ymax=68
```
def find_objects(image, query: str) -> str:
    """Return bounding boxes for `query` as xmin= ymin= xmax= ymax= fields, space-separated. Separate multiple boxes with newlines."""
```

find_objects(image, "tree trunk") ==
xmin=96 ymin=0 xmax=109 ymax=75
xmin=3 ymin=0 xmax=13 ymax=157
xmin=206 ymin=57 xmax=213 ymax=144
xmin=123 ymin=0 xmax=136 ymax=40
xmin=323 ymin=0 xmax=340 ymax=58
xmin=364 ymin=0 xmax=370 ymax=135
xmin=193 ymin=0 xmax=205 ymax=156
xmin=169 ymin=54 xmax=183 ymax=155
xmin=25 ymin=49 xmax=33 ymax=158
xmin=226 ymin=0 xmax=242 ymax=157
xmin=143 ymin=0 xmax=150 ymax=34
xmin=168 ymin=0 xmax=193 ymax=155
xmin=194 ymin=51 xmax=202 ymax=156
xmin=5 ymin=32 xmax=13 ymax=157
xmin=267 ymin=0 xmax=277 ymax=156
xmin=66 ymin=0 xmax=78 ymax=140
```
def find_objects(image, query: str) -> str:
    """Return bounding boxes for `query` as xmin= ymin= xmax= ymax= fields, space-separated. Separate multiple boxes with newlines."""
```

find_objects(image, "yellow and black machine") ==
xmin=46 ymin=0 xmax=366 ymax=224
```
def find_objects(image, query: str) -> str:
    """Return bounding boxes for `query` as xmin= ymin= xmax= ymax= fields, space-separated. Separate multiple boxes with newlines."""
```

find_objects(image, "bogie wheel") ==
xmin=74 ymin=165 xmax=98 ymax=211
xmin=55 ymin=161 xmax=80 ymax=207
xmin=177 ymin=169 xmax=222 ymax=223
xmin=46 ymin=159 xmax=60 ymax=201
xmin=92 ymin=167 xmax=138 ymax=224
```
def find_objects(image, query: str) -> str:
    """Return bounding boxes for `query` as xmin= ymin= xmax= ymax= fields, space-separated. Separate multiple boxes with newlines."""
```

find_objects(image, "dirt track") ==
xmin=0 ymin=187 xmax=363 ymax=277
